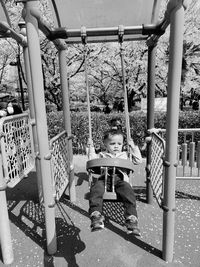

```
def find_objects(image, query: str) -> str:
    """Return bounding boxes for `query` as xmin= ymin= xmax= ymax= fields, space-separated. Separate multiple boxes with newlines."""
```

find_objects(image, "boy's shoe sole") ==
xmin=91 ymin=224 xmax=105 ymax=232
xmin=125 ymin=227 xmax=141 ymax=236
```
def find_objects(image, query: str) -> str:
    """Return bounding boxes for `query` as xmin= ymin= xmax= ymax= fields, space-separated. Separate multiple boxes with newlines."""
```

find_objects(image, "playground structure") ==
xmin=0 ymin=0 xmax=198 ymax=265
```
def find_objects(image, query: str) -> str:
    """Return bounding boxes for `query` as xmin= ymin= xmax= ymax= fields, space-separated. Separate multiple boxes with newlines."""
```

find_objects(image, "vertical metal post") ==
xmin=17 ymin=51 xmax=25 ymax=111
xmin=84 ymin=44 xmax=92 ymax=140
xmin=23 ymin=44 xmax=44 ymax=204
xmin=23 ymin=0 xmax=57 ymax=254
xmin=120 ymin=43 xmax=131 ymax=142
xmin=58 ymin=49 xmax=76 ymax=202
xmin=146 ymin=44 xmax=156 ymax=204
xmin=162 ymin=3 xmax=184 ymax=262
xmin=0 ymin=154 xmax=14 ymax=265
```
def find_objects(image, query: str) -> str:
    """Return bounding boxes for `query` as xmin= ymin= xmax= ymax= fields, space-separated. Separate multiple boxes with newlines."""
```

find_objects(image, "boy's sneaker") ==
xmin=90 ymin=211 xmax=105 ymax=232
xmin=125 ymin=215 xmax=141 ymax=236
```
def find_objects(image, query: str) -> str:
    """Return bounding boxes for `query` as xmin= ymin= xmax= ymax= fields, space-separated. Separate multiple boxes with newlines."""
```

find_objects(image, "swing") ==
xmin=82 ymin=26 xmax=134 ymax=200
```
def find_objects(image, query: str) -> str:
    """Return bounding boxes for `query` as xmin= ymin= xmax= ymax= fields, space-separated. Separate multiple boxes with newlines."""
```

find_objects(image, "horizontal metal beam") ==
xmin=65 ymin=36 xmax=148 ymax=44
xmin=48 ymin=24 xmax=164 ymax=42
xmin=176 ymin=176 xmax=200 ymax=180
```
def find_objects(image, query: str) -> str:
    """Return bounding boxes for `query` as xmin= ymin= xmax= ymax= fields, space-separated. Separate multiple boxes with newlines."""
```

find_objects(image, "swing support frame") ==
xmin=0 ymin=0 xmax=187 ymax=264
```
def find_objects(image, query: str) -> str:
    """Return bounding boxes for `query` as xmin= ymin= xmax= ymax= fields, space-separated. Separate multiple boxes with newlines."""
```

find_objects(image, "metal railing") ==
xmin=159 ymin=128 xmax=200 ymax=180
xmin=149 ymin=132 xmax=165 ymax=206
xmin=49 ymin=130 xmax=70 ymax=201
xmin=0 ymin=113 xmax=35 ymax=188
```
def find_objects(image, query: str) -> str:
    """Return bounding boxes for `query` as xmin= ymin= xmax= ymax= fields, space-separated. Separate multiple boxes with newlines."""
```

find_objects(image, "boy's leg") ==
xmin=115 ymin=179 xmax=140 ymax=236
xmin=89 ymin=178 xmax=105 ymax=215
xmin=89 ymin=179 xmax=105 ymax=231
xmin=115 ymin=179 xmax=137 ymax=218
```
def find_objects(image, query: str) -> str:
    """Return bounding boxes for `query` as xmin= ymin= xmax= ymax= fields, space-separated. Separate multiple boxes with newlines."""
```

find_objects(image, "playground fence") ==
xmin=149 ymin=132 xmax=165 ymax=207
xmin=0 ymin=113 xmax=35 ymax=188
xmin=159 ymin=128 xmax=200 ymax=180
xmin=49 ymin=130 xmax=70 ymax=201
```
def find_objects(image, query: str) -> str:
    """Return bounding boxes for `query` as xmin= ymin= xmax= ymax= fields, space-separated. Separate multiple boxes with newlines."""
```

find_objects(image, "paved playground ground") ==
xmin=0 ymin=155 xmax=200 ymax=267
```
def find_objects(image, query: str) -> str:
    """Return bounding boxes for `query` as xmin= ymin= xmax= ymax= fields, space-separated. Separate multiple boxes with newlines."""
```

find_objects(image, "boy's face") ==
xmin=105 ymin=134 xmax=123 ymax=155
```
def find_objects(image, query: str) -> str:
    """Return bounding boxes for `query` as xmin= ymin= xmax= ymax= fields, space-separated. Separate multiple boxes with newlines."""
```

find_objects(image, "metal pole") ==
xmin=120 ymin=42 xmax=131 ymax=143
xmin=58 ymin=49 xmax=76 ymax=202
xmin=146 ymin=44 xmax=156 ymax=204
xmin=17 ymin=52 xmax=25 ymax=111
xmin=23 ymin=44 xmax=44 ymax=204
xmin=162 ymin=4 xmax=184 ymax=262
xmin=84 ymin=45 xmax=92 ymax=140
xmin=0 ymin=154 xmax=14 ymax=265
xmin=23 ymin=0 xmax=57 ymax=254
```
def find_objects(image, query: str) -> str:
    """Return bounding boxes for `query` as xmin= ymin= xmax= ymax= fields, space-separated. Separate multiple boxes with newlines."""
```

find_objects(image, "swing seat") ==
xmin=85 ymin=158 xmax=135 ymax=200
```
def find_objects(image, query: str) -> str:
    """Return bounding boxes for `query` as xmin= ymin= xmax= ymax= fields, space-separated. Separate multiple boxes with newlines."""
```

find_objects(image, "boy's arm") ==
xmin=86 ymin=138 xmax=98 ymax=159
xmin=128 ymin=139 xmax=142 ymax=165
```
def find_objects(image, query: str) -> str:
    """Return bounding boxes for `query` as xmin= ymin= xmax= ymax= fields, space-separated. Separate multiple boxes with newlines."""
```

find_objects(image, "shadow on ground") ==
xmin=61 ymin=196 xmax=162 ymax=259
xmin=3 ymin=172 xmax=86 ymax=267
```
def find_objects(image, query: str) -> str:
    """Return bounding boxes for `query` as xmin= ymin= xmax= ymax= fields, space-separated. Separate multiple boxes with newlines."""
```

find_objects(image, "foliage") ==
xmin=47 ymin=111 xmax=200 ymax=154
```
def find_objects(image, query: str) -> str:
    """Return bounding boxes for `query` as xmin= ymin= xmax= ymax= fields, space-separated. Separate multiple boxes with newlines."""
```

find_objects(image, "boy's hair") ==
xmin=110 ymin=117 xmax=122 ymax=130
xmin=103 ymin=129 xmax=124 ymax=142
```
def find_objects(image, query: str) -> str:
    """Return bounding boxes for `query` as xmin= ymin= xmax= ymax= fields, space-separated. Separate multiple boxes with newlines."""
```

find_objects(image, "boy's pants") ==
xmin=89 ymin=174 xmax=137 ymax=218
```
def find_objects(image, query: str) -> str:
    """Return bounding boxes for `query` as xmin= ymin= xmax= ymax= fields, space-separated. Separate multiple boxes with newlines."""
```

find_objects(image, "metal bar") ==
xmin=176 ymin=145 xmax=180 ymax=176
xmin=23 ymin=0 xmax=57 ymax=255
xmin=197 ymin=141 xmax=200 ymax=176
xmin=162 ymin=3 xmax=185 ymax=262
xmin=0 ymin=154 xmax=14 ymax=265
xmin=176 ymin=176 xmax=200 ymax=180
xmin=84 ymin=44 xmax=92 ymax=140
xmin=182 ymin=143 xmax=187 ymax=176
xmin=119 ymin=37 xmax=131 ymax=144
xmin=105 ymin=167 xmax=108 ymax=192
xmin=50 ymin=24 xmax=160 ymax=40
xmin=112 ymin=167 xmax=116 ymax=193
xmin=146 ymin=44 xmax=156 ymax=205
xmin=23 ymin=44 xmax=44 ymax=204
xmin=29 ymin=6 xmax=67 ymax=50
xmin=58 ymin=49 xmax=76 ymax=202
xmin=157 ymin=128 xmax=200 ymax=133
xmin=0 ymin=21 xmax=27 ymax=46
xmin=189 ymin=142 xmax=195 ymax=177
xmin=65 ymin=36 xmax=148 ymax=44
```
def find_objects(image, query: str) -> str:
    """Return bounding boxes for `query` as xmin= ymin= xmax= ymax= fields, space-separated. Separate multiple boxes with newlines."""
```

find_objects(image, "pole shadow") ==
xmin=3 ymin=174 xmax=86 ymax=266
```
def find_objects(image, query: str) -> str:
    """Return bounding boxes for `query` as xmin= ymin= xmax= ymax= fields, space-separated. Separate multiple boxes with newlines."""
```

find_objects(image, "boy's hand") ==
xmin=87 ymin=138 xmax=94 ymax=147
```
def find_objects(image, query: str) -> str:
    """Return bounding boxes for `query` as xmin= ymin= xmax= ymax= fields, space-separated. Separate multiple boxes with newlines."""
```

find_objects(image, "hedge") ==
xmin=47 ymin=111 xmax=200 ymax=154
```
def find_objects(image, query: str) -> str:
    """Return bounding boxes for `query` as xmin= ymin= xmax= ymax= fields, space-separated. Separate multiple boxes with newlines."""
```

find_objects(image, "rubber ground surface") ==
xmin=0 ymin=155 xmax=200 ymax=267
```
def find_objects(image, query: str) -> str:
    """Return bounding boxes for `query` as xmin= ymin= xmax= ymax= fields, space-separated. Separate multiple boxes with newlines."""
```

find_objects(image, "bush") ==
xmin=47 ymin=111 xmax=200 ymax=154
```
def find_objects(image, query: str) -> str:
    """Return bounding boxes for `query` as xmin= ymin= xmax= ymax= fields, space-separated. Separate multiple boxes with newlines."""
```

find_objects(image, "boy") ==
xmin=87 ymin=129 xmax=142 ymax=235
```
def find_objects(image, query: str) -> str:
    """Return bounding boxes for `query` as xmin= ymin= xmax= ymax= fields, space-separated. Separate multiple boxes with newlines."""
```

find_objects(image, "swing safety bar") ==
xmin=87 ymin=158 xmax=135 ymax=200
xmin=87 ymin=158 xmax=135 ymax=174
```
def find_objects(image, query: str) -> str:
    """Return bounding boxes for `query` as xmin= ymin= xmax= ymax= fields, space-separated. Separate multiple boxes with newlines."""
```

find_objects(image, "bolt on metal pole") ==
xmin=162 ymin=3 xmax=184 ymax=262
xmin=23 ymin=0 xmax=57 ymax=254
xmin=0 ymin=154 xmax=14 ymax=265
xmin=58 ymin=49 xmax=76 ymax=202
xmin=146 ymin=43 xmax=156 ymax=204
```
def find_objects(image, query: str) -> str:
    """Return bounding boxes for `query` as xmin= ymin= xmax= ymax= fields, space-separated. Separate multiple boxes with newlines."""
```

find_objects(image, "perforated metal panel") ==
xmin=0 ymin=113 xmax=35 ymax=188
xmin=150 ymin=132 xmax=165 ymax=206
xmin=103 ymin=201 xmax=124 ymax=226
xmin=50 ymin=131 xmax=70 ymax=201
